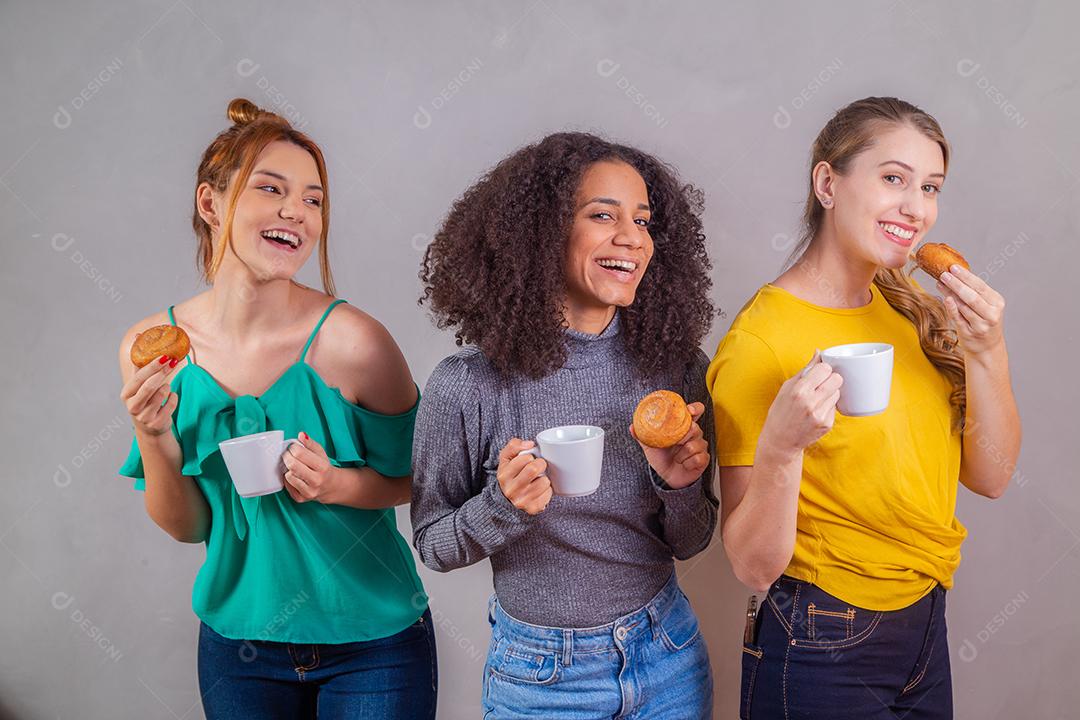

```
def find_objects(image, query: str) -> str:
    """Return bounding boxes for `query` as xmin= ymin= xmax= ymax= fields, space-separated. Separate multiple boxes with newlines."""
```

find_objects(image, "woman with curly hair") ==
xmin=710 ymin=97 xmax=1021 ymax=718
xmin=411 ymin=132 xmax=718 ymax=717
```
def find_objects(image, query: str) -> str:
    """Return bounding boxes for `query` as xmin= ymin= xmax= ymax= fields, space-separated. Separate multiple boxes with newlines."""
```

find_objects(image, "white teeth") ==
xmin=879 ymin=222 xmax=915 ymax=240
xmin=261 ymin=229 xmax=301 ymax=248
xmin=597 ymin=259 xmax=637 ymax=272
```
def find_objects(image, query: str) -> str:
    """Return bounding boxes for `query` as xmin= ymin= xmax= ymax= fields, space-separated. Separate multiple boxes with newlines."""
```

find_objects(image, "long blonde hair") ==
xmin=789 ymin=96 xmax=966 ymax=430
xmin=192 ymin=98 xmax=335 ymax=296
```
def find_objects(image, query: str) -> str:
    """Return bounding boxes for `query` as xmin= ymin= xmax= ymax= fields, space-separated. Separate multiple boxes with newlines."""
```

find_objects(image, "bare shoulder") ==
xmin=320 ymin=301 xmax=398 ymax=358
xmin=312 ymin=300 xmax=417 ymax=415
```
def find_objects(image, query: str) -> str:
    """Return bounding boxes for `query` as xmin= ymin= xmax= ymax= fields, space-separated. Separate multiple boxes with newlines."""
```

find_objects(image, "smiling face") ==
xmin=562 ymin=160 xmax=654 ymax=329
xmin=825 ymin=123 xmax=946 ymax=270
xmin=219 ymin=140 xmax=325 ymax=281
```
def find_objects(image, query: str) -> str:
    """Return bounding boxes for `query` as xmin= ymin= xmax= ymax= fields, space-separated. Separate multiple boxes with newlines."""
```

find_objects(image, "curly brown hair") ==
xmin=420 ymin=132 xmax=713 ymax=379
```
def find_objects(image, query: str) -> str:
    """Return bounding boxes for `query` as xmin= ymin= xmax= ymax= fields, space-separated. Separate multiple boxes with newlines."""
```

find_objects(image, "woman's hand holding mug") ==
xmin=497 ymin=438 xmax=553 ymax=515
xmin=760 ymin=351 xmax=845 ymax=458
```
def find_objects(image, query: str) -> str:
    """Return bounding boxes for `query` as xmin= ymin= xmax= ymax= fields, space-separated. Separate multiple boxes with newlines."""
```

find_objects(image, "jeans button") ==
xmin=615 ymin=626 xmax=628 ymax=641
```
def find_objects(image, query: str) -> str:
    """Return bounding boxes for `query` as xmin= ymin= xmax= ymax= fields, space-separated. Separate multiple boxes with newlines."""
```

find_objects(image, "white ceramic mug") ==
xmin=821 ymin=343 xmax=894 ymax=417
xmin=515 ymin=425 xmax=605 ymax=497
xmin=218 ymin=430 xmax=301 ymax=498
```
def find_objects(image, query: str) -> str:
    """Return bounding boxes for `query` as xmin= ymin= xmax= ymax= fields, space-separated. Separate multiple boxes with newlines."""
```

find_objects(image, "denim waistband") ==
xmin=488 ymin=571 xmax=682 ymax=656
xmin=770 ymin=575 xmax=945 ymax=614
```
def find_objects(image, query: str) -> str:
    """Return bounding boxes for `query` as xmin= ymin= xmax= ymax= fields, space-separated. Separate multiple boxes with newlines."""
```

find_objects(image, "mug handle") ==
xmin=281 ymin=438 xmax=303 ymax=457
xmin=515 ymin=445 xmax=547 ymax=477
xmin=798 ymin=349 xmax=824 ymax=378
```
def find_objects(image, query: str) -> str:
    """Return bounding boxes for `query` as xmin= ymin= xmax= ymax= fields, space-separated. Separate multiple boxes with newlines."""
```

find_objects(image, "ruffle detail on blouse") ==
xmin=119 ymin=362 xmax=418 ymax=541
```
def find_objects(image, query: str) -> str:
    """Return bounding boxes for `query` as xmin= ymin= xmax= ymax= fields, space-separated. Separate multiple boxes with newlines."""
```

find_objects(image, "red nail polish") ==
xmin=159 ymin=356 xmax=169 ymax=365
xmin=169 ymin=358 xmax=178 ymax=368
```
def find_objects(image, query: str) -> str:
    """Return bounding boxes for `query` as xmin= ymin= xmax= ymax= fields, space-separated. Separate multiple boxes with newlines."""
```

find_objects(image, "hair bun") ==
xmin=227 ymin=98 xmax=264 ymax=126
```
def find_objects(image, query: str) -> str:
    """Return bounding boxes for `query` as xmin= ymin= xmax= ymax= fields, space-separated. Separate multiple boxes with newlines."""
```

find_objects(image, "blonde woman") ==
xmin=709 ymin=97 xmax=1020 ymax=719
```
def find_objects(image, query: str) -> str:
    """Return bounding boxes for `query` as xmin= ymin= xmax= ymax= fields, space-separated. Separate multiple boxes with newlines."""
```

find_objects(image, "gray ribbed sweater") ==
xmin=410 ymin=314 xmax=718 ymax=627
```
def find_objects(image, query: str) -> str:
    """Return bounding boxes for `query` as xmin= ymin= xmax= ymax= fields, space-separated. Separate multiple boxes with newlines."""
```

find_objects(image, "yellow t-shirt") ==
xmin=707 ymin=283 xmax=966 ymax=611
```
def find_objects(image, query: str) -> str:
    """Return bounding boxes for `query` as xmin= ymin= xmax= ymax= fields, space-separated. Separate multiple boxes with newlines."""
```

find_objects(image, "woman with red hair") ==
xmin=117 ymin=99 xmax=435 ymax=719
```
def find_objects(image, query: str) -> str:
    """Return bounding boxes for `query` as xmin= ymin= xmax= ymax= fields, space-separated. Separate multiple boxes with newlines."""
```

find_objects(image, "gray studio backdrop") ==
xmin=2 ymin=1 xmax=1077 ymax=718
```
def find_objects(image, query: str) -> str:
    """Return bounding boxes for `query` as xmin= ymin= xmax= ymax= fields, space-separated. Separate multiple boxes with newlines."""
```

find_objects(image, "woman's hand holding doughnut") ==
xmin=120 ymin=355 xmax=181 ymax=437
xmin=631 ymin=394 xmax=710 ymax=490
xmin=937 ymin=265 xmax=1007 ymax=358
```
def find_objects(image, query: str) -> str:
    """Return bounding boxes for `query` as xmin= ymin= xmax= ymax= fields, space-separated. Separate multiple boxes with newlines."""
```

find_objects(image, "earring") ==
xmin=821 ymin=198 xmax=832 ymax=207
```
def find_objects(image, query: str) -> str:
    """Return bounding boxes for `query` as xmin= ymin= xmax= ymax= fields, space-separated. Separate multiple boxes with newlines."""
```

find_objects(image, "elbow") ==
xmin=963 ymin=471 xmax=1010 ymax=500
xmin=984 ymin=471 xmax=1013 ymax=499
xmin=412 ymin=535 xmax=458 ymax=574
xmin=733 ymin=566 xmax=780 ymax=594
xmin=148 ymin=509 xmax=206 ymax=544
xmin=163 ymin=524 xmax=207 ymax=544
xmin=417 ymin=552 xmax=457 ymax=574
xmin=422 ymin=559 xmax=454 ymax=574
xmin=723 ymin=537 xmax=785 ymax=592
xmin=673 ymin=546 xmax=701 ymax=562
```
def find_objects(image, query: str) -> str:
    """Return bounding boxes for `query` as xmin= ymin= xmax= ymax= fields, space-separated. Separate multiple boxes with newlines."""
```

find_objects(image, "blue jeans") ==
xmin=197 ymin=609 xmax=437 ymax=719
xmin=482 ymin=573 xmax=713 ymax=719
xmin=741 ymin=576 xmax=952 ymax=719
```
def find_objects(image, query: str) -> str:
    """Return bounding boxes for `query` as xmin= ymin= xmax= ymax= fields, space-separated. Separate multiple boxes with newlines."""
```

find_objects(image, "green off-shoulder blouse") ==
xmin=120 ymin=299 xmax=427 ymax=643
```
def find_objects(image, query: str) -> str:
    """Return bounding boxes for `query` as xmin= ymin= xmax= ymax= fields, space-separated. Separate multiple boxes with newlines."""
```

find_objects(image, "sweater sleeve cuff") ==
xmin=649 ymin=467 xmax=706 ymax=508
xmin=484 ymin=478 xmax=536 ymax=529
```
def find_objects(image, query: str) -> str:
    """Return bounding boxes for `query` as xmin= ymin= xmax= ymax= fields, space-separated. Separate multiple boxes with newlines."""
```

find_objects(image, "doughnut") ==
xmin=633 ymin=390 xmax=692 ymax=449
xmin=130 ymin=325 xmax=190 ymax=368
xmin=915 ymin=243 xmax=969 ymax=280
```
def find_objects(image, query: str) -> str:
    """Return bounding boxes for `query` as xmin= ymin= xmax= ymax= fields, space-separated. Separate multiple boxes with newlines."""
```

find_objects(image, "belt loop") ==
xmin=562 ymin=629 xmax=573 ymax=667
xmin=789 ymin=583 xmax=803 ymax=627
xmin=646 ymin=603 xmax=661 ymax=641
xmin=487 ymin=595 xmax=496 ymax=625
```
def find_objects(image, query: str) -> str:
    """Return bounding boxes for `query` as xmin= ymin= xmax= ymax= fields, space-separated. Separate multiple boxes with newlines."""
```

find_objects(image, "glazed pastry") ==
xmin=633 ymin=390 xmax=692 ymax=449
xmin=130 ymin=325 xmax=190 ymax=368
xmin=915 ymin=243 xmax=969 ymax=280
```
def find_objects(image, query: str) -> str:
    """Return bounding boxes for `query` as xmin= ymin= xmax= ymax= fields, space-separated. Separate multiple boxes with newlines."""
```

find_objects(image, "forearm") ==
xmin=722 ymin=444 xmax=803 ymax=591
xmin=137 ymin=430 xmax=210 ymax=543
xmin=655 ymin=472 xmax=718 ymax=560
xmin=660 ymin=356 xmax=720 ymax=559
xmin=960 ymin=344 xmax=1022 ymax=498
xmin=328 ymin=467 xmax=411 ymax=509
xmin=412 ymin=481 xmax=534 ymax=572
